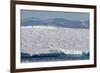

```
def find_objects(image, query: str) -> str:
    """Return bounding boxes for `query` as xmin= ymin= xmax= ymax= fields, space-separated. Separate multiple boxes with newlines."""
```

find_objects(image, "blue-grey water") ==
xmin=21 ymin=52 xmax=90 ymax=63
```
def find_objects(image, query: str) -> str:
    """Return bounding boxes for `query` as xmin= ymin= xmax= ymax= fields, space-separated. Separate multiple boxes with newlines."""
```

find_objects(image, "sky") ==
xmin=21 ymin=9 xmax=90 ymax=21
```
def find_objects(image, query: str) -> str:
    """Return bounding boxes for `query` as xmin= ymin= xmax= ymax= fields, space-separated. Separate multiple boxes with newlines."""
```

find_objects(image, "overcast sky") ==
xmin=21 ymin=9 xmax=89 ymax=21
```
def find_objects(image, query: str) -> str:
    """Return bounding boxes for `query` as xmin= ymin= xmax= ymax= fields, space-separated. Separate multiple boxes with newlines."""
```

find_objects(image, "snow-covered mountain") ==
xmin=21 ymin=17 xmax=89 ymax=28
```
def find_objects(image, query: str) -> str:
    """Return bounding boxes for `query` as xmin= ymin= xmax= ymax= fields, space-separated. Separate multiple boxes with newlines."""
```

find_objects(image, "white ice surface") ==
xmin=20 ymin=26 xmax=89 ymax=55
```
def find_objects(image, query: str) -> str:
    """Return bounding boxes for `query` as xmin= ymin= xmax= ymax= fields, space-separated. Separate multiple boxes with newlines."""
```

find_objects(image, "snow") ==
xmin=20 ymin=26 xmax=89 ymax=55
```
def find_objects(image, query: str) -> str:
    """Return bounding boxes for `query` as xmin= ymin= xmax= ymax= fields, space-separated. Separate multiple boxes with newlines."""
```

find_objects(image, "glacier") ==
xmin=20 ymin=26 xmax=89 ymax=55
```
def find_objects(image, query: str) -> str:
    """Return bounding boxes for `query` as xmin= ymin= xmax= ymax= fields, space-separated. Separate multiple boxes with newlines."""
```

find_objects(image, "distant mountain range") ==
xmin=21 ymin=17 xmax=89 ymax=28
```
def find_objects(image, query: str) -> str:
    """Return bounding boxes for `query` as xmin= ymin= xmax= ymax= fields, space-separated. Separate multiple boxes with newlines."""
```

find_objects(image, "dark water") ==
xmin=21 ymin=52 xmax=90 ymax=63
